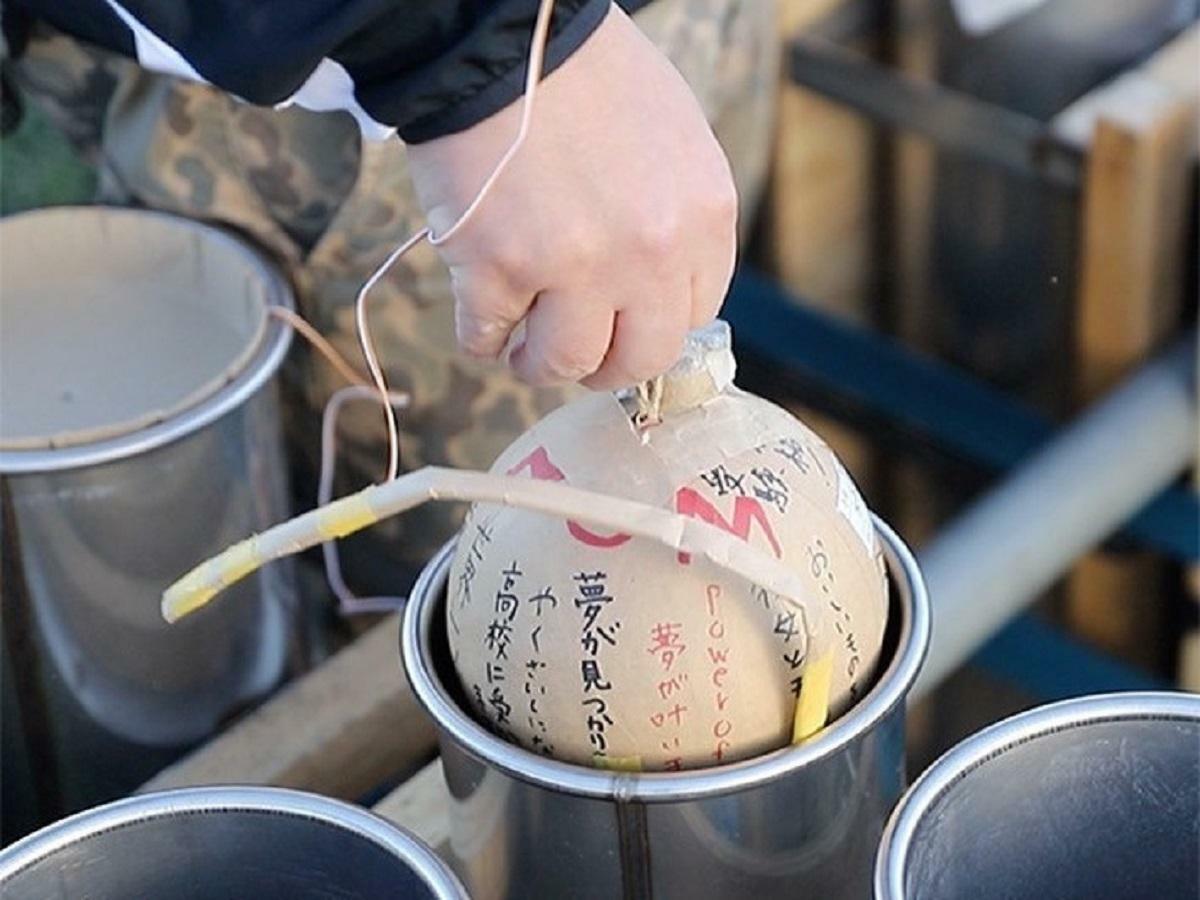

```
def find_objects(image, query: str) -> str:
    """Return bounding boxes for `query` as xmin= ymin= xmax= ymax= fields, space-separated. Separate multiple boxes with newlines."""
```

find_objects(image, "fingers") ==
xmin=572 ymin=181 xmax=733 ymax=390
xmin=407 ymin=0 xmax=746 ymax=393
xmin=509 ymin=290 xmax=616 ymax=384
xmin=581 ymin=280 xmax=691 ymax=390
xmin=689 ymin=174 xmax=739 ymax=329
xmin=450 ymin=267 xmax=532 ymax=360
xmin=452 ymin=235 xmax=731 ymax=388
xmin=689 ymin=230 xmax=737 ymax=330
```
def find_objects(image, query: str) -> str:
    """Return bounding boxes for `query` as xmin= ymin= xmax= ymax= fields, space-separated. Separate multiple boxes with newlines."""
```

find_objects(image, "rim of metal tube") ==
xmin=874 ymin=690 xmax=1200 ymax=900
xmin=0 ymin=786 xmax=469 ymax=899
xmin=402 ymin=514 xmax=931 ymax=803
xmin=0 ymin=209 xmax=293 ymax=475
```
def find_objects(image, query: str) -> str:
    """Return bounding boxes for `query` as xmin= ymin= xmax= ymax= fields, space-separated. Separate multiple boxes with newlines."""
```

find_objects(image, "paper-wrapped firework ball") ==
xmin=447 ymin=321 xmax=888 ymax=771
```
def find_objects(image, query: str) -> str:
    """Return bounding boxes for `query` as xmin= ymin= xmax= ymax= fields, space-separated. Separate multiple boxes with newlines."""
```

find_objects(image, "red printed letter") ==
xmin=675 ymin=487 xmax=782 ymax=563
xmin=507 ymin=447 xmax=632 ymax=548
xmin=506 ymin=446 xmax=566 ymax=482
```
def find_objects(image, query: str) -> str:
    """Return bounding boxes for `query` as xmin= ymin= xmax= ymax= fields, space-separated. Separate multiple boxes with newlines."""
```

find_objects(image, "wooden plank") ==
xmin=373 ymin=758 xmax=451 ymax=852
xmin=1158 ymin=31 xmax=1200 ymax=684
xmin=1075 ymin=108 xmax=1195 ymax=397
xmin=763 ymin=0 xmax=875 ymax=319
xmin=376 ymin=758 xmax=519 ymax=892
xmin=1065 ymin=36 xmax=1198 ymax=668
xmin=881 ymin=1 xmax=946 ymax=590
xmin=140 ymin=614 xmax=437 ymax=798
xmin=761 ymin=0 xmax=882 ymax=505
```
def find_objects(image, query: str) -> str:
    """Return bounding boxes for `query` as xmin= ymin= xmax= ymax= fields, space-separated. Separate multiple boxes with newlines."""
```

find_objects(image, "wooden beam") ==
xmin=1065 ymin=27 xmax=1198 ymax=668
xmin=1075 ymin=110 xmax=1196 ymax=397
xmin=764 ymin=0 xmax=878 ymax=322
xmin=140 ymin=614 xmax=437 ymax=799
xmin=761 ymin=0 xmax=886 ymax=519
xmin=1136 ymin=26 xmax=1200 ymax=689
xmin=373 ymin=758 xmax=451 ymax=852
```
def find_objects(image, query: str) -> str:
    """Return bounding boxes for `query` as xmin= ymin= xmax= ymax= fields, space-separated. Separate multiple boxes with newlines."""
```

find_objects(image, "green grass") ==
xmin=0 ymin=101 xmax=96 ymax=215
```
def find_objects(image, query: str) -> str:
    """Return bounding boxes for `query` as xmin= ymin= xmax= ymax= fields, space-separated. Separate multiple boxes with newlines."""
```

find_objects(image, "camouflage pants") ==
xmin=9 ymin=0 xmax=779 ymax=581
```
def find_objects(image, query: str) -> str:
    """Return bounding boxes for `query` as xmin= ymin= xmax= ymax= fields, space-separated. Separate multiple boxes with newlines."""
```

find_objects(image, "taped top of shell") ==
xmin=622 ymin=320 xmax=737 ymax=424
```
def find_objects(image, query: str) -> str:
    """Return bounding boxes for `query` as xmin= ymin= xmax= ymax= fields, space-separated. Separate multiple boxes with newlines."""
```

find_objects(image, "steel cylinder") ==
xmin=0 ymin=207 xmax=300 ymax=822
xmin=403 ymin=517 xmax=930 ymax=900
xmin=876 ymin=691 xmax=1200 ymax=900
xmin=0 ymin=786 xmax=469 ymax=899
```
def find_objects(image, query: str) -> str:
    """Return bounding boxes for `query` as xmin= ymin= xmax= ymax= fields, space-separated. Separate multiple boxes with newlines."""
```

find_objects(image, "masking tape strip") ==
xmin=646 ymin=392 xmax=777 ymax=489
xmin=164 ymin=466 xmax=820 ymax=631
xmin=162 ymin=537 xmax=262 ymax=623
xmin=163 ymin=573 xmax=218 ymax=624
xmin=219 ymin=537 xmax=261 ymax=586
xmin=792 ymin=650 xmax=834 ymax=743
xmin=316 ymin=490 xmax=379 ymax=539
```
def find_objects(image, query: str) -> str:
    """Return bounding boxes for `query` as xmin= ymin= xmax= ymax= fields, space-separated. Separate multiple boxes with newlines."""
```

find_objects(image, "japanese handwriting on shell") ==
xmin=449 ymin=384 xmax=888 ymax=771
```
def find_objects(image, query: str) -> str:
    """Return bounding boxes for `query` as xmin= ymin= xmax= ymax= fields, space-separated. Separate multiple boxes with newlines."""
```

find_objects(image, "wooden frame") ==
xmin=1054 ymin=25 xmax=1199 ymax=668
xmin=138 ymin=614 xmax=451 ymax=837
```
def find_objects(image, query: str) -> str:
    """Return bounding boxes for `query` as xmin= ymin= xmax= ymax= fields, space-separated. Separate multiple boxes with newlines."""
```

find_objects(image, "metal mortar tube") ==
xmin=0 ymin=786 xmax=469 ymax=899
xmin=876 ymin=691 xmax=1200 ymax=900
xmin=403 ymin=518 xmax=930 ymax=900
xmin=1 ymin=208 xmax=301 ymax=817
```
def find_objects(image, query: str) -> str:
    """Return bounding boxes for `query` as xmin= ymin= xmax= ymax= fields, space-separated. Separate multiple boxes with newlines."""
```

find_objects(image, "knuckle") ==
xmin=455 ymin=307 xmax=510 ymax=357
xmin=563 ymin=233 xmax=602 ymax=270
xmin=707 ymin=181 xmax=739 ymax=226
xmin=492 ymin=292 xmax=531 ymax=326
xmin=631 ymin=214 xmax=681 ymax=260
xmin=486 ymin=238 xmax=536 ymax=286
xmin=458 ymin=326 xmax=500 ymax=358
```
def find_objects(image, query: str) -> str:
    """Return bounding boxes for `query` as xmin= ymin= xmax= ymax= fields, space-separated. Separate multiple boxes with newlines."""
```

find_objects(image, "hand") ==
xmin=406 ymin=3 xmax=738 ymax=389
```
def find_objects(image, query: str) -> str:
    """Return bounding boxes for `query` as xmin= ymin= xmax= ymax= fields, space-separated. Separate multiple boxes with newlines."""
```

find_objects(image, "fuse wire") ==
xmin=268 ymin=0 xmax=558 ymax=613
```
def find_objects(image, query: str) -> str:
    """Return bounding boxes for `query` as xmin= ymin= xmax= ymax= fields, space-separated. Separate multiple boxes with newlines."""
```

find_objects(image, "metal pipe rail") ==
xmin=914 ymin=335 xmax=1198 ymax=697
xmin=789 ymin=32 xmax=1084 ymax=189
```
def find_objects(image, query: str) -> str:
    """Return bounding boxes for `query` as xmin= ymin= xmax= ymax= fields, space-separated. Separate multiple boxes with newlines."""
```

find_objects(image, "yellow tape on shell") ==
xmin=792 ymin=651 xmax=834 ymax=743
xmin=593 ymin=754 xmax=643 ymax=772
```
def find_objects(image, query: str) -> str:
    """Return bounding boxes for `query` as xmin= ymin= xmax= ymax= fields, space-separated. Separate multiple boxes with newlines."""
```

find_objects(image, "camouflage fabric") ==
xmin=8 ymin=0 xmax=780 ymax=581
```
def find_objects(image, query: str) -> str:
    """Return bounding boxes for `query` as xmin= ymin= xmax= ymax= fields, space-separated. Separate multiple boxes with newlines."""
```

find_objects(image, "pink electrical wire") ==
xmin=355 ymin=0 xmax=558 ymax=483
xmin=267 ymin=0 xmax=559 ymax=614
xmin=268 ymin=306 xmax=369 ymax=389
xmin=319 ymin=385 xmax=411 ymax=614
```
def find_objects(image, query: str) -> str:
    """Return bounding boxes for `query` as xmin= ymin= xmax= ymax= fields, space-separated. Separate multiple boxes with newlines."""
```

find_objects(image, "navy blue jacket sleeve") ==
xmin=3 ymin=0 xmax=622 ymax=142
